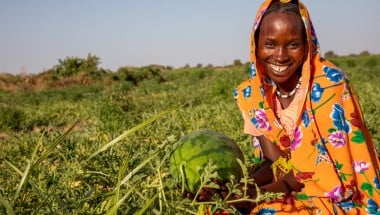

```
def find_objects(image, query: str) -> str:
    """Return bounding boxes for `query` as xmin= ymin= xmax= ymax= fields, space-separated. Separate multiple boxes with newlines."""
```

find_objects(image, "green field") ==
xmin=1 ymin=55 xmax=379 ymax=214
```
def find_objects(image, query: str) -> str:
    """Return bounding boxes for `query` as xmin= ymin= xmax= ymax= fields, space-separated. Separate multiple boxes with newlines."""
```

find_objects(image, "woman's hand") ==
xmin=260 ymin=170 xmax=304 ymax=193
xmin=281 ymin=170 xmax=304 ymax=192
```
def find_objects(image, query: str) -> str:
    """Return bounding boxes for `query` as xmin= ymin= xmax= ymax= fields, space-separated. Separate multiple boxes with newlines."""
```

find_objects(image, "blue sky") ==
xmin=1 ymin=1 xmax=380 ymax=74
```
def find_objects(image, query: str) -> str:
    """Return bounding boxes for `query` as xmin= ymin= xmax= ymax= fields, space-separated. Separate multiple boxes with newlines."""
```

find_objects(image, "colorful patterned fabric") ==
xmin=233 ymin=0 xmax=380 ymax=214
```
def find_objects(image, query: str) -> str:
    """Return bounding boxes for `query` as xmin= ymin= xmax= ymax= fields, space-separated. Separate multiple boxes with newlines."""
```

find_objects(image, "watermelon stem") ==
xmin=179 ymin=161 xmax=187 ymax=195
xmin=191 ymin=160 xmax=219 ymax=205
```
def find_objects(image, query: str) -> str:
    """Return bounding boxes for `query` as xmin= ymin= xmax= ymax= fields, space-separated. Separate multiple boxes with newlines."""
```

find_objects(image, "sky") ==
xmin=1 ymin=1 xmax=380 ymax=75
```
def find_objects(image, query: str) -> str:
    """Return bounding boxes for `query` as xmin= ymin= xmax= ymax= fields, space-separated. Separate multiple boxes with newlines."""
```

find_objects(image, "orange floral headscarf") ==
xmin=234 ymin=0 xmax=380 ymax=213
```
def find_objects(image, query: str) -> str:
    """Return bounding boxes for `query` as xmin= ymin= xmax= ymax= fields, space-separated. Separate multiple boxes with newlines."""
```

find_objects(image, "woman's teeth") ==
xmin=269 ymin=64 xmax=288 ymax=73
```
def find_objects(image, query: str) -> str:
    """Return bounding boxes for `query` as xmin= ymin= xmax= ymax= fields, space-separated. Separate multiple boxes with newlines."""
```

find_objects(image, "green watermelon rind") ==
xmin=169 ymin=130 xmax=244 ymax=194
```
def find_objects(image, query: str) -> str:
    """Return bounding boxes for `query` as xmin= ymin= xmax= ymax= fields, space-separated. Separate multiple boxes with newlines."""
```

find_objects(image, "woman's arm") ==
xmin=256 ymin=135 xmax=282 ymax=161
xmin=254 ymin=135 xmax=304 ymax=193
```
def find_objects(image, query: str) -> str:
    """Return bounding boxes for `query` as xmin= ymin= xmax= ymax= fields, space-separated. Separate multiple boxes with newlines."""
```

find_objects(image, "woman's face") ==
xmin=257 ymin=12 xmax=307 ymax=85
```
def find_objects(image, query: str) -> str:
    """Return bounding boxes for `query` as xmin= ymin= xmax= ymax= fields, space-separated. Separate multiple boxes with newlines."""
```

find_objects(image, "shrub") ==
xmin=51 ymin=53 xmax=101 ymax=79
xmin=233 ymin=59 xmax=243 ymax=66
xmin=324 ymin=50 xmax=338 ymax=59
xmin=359 ymin=50 xmax=370 ymax=56
xmin=117 ymin=65 xmax=166 ymax=85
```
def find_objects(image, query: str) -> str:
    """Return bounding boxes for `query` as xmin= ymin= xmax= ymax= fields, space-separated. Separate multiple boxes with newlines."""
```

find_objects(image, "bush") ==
xmin=324 ymin=50 xmax=338 ymax=59
xmin=359 ymin=50 xmax=371 ymax=56
xmin=233 ymin=59 xmax=243 ymax=66
xmin=116 ymin=65 xmax=166 ymax=85
xmin=51 ymin=54 xmax=101 ymax=79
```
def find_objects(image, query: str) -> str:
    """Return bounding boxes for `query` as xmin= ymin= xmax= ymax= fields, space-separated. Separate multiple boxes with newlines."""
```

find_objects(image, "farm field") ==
xmin=1 ymin=55 xmax=379 ymax=214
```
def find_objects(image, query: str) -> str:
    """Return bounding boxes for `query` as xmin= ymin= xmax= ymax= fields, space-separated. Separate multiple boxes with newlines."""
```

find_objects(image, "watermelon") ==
xmin=169 ymin=130 xmax=244 ymax=194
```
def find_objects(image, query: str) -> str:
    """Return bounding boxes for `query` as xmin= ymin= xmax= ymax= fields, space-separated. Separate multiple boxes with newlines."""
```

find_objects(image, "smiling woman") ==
xmin=255 ymin=2 xmax=307 ymax=107
xmin=233 ymin=0 xmax=380 ymax=214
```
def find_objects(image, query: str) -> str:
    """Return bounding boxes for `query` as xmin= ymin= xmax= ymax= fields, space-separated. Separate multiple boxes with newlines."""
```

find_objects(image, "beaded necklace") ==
xmin=275 ymin=76 xmax=302 ymax=99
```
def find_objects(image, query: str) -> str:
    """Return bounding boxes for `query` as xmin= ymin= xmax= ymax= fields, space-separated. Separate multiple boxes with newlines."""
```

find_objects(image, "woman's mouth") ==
xmin=269 ymin=64 xmax=289 ymax=74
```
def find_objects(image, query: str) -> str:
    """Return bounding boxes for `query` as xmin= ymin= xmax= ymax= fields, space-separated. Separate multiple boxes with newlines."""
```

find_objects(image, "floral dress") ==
xmin=233 ymin=0 xmax=380 ymax=214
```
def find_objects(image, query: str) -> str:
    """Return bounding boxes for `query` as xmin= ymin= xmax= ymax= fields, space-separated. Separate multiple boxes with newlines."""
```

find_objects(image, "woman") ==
xmin=233 ymin=0 xmax=380 ymax=214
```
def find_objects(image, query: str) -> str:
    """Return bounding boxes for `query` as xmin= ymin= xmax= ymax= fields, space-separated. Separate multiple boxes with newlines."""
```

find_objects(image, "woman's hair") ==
xmin=255 ymin=0 xmax=306 ymax=43
xmin=264 ymin=0 xmax=300 ymax=18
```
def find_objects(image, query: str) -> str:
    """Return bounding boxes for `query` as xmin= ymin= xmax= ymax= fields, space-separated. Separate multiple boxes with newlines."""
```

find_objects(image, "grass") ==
xmin=1 ymin=55 xmax=379 ymax=214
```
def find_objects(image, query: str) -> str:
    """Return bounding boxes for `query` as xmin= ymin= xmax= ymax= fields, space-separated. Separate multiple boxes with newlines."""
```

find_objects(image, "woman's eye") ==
xmin=288 ymin=42 xmax=302 ymax=49
xmin=265 ymin=43 xmax=275 ymax=48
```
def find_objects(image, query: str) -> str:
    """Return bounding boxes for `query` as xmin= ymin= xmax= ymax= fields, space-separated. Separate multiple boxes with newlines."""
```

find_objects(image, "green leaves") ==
xmin=86 ymin=108 xmax=172 ymax=162
xmin=3 ymin=122 xmax=77 ymax=213
xmin=334 ymin=160 xmax=352 ymax=181
xmin=351 ymin=130 xmax=365 ymax=144
xmin=361 ymin=182 xmax=374 ymax=197
xmin=0 ymin=194 xmax=15 ymax=215
xmin=295 ymin=193 xmax=309 ymax=200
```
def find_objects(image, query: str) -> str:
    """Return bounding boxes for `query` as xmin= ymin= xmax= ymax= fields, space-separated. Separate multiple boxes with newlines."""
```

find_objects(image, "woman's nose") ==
xmin=275 ymin=47 xmax=288 ymax=63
